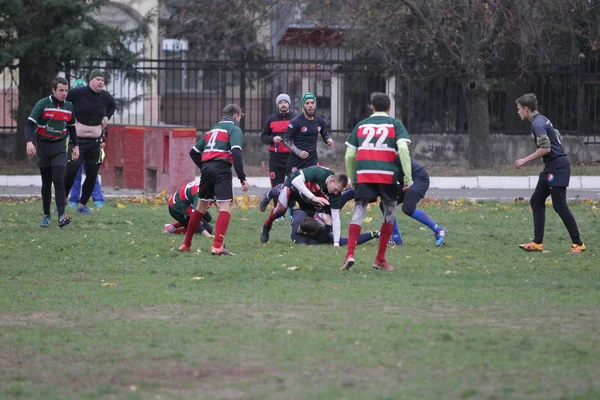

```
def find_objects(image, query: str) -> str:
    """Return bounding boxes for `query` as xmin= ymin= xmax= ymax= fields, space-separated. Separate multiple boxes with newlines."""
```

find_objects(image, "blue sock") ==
xmin=392 ymin=218 xmax=402 ymax=240
xmin=411 ymin=209 xmax=440 ymax=233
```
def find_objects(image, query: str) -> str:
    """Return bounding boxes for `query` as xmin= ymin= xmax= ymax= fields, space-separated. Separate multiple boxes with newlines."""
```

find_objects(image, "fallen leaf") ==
xmin=7 ymin=218 xmax=14 ymax=222
xmin=125 ymin=220 xmax=133 ymax=225
xmin=364 ymin=217 xmax=373 ymax=223
xmin=445 ymin=255 xmax=453 ymax=259
xmin=116 ymin=203 xmax=127 ymax=209
xmin=287 ymin=266 xmax=301 ymax=271
xmin=192 ymin=276 xmax=204 ymax=280
xmin=103 ymin=282 xmax=117 ymax=287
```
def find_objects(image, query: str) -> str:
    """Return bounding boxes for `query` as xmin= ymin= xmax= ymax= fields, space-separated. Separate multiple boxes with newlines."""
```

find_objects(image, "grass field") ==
xmin=1 ymin=196 xmax=599 ymax=400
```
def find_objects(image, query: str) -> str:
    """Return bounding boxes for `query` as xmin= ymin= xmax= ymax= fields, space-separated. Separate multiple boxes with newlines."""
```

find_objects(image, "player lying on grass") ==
xmin=290 ymin=208 xmax=379 ymax=245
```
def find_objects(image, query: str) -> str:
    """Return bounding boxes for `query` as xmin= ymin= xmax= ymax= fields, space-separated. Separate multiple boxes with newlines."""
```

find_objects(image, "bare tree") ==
xmin=303 ymin=0 xmax=521 ymax=168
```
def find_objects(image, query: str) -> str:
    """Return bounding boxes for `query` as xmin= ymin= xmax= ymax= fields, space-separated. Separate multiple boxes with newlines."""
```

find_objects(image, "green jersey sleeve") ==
xmin=28 ymin=99 xmax=45 ymax=123
xmin=229 ymin=126 xmax=244 ymax=149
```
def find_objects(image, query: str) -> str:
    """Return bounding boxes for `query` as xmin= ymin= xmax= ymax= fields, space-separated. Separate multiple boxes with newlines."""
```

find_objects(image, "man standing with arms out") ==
xmin=179 ymin=104 xmax=249 ymax=254
xmin=261 ymin=93 xmax=295 ymax=190
xmin=514 ymin=93 xmax=586 ymax=254
xmin=342 ymin=92 xmax=412 ymax=271
xmin=64 ymin=69 xmax=116 ymax=214
xmin=283 ymin=92 xmax=334 ymax=175
xmin=26 ymin=77 xmax=79 ymax=228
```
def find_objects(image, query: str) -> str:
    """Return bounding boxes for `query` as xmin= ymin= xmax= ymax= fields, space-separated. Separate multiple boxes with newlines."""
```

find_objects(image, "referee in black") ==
xmin=64 ymin=69 xmax=116 ymax=214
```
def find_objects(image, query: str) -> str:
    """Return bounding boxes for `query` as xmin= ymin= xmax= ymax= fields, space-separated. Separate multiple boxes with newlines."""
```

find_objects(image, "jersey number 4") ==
xmin=204 ymin=130 xmax=219 ymax=150
xmin=361 ymin=126 xmax=390 ymax=148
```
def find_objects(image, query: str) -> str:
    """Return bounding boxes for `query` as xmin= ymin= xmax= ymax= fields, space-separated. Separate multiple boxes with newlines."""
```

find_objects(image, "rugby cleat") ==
xmin=388 ymin=234 xmax=403 ymax=245
xmin=372 ymin=260 xmax=394 ymax=271
xmin=519 ymin=242 xmax=544 ymax=252
xmin=163 ymin=224 xmax=176 ymax=234
xmin=435 ymin=228 xmax=447 ymax=247
xmin=260 ymin=225 xmax=271 ymax=243
xmin=259 ymin=192 xmax=271 ymax=212
xmin=568 ymin=243 xmax=586 ymax=254
xmin=40 ymin=215 xmax=51 ymax=228
xmin=58 ymin=215 xmax=72 ymax=228
xmin=340 ymin=256 xmax=355 ymax=271
xmin=179 ymin=243 xmax=191 ymax=252
xmin=211 ymin=245 xmax=235 ymax=256
xmin=76 ymin=206 xmax=93 ymax=214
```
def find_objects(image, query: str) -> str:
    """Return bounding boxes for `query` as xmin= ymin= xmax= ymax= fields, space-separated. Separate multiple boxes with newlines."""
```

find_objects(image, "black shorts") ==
xmin=67 ymin=138 xmax=101 ymax=167
xmin=354 ymin=183 xmax=399 ymax=202
xmin=269 ymin=152 xmax=289 ymax=187
xmin=198 ymin=161 xmax=233 ymax=202
xmin=398 ymin=167 xmax=429 ymax=202
xmin=36 ymin=138 xmax=68 ymax=168
xmin=541 ymin=156 xmax=571 ymax=187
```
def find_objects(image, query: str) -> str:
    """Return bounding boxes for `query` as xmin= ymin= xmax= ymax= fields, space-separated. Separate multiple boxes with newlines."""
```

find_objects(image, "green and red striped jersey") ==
xmin=194 ymin=119 xmax=243 ymax=165
xmin=169 ymin=179 xmax=200 ymax=216
xmin=345 ymin=113 xmax=409 ymax=184
xmin=28 ymin=96 xmax=76 ymax=141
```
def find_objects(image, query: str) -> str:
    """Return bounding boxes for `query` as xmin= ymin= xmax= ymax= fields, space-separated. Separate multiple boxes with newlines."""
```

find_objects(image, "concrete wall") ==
xmin=2 ymin=132 xmax=599 ymax=168
xmin=240 ymin=133 xmax=600 ymax=168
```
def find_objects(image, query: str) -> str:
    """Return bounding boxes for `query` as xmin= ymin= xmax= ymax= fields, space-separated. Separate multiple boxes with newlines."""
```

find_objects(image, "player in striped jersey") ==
xmin=179 ymin=104 xmax=249 ymax=254
xmin=342 ymin=92 xmax=411 ymax=271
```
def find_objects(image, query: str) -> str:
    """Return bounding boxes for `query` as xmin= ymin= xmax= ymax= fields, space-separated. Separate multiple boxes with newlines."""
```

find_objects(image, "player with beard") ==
xmin=282 ymin=92 xmax=333 ymax=175
xmin=261 ymin=94 xmax=295 ymax=190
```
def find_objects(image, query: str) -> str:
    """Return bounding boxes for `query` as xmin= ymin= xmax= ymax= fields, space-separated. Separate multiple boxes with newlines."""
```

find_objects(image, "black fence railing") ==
xmin=2 ymin=53 xmax=599 ymax=144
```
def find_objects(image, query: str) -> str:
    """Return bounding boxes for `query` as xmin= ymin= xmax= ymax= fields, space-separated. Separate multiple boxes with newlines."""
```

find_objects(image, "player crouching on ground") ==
xmin=163 ymin=179 xmax=214 ymax=237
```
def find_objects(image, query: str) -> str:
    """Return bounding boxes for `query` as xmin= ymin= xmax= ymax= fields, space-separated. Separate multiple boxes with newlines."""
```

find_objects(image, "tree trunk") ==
xmin=463 ymin=76 xmax=492 ymax=169
xmin=16 ymin=56 xmax=56 ymax=160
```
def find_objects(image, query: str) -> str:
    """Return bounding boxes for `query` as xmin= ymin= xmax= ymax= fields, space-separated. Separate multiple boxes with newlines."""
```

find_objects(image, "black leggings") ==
xmin=64 ymin=140 xmax=101 ymax=206
xmin=40 ymin=165 xmax=66 ymax=217
xmin=530 ymin=180 xmax=582 ymax=245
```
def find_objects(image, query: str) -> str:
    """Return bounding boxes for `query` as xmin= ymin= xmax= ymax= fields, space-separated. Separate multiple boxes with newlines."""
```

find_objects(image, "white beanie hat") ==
xmin=276 ymin=93 xmax=291 ymax=106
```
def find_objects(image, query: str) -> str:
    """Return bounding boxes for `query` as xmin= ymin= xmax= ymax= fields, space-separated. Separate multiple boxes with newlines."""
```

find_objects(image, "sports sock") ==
xmin=212 ymin=210 xmax=231 ymax=249
xmin=182 ymin=210 xmax=204 ymax=247
xmin=376 ymin=222 xmax=394 ymax=262
xmin=345 ymin=223 xmax=362 ymax=258
xmin=411 ymin=209 xmax=439 ymax=232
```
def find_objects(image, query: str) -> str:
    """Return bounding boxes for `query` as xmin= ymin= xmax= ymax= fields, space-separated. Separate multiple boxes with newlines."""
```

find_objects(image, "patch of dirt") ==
xmin=0 ymin=311 xmax=63 ymax=328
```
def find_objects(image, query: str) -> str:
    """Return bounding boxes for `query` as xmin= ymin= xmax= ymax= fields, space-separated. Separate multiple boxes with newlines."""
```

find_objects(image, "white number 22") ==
xmin=362 ymin=126 xmax=389 ymax=148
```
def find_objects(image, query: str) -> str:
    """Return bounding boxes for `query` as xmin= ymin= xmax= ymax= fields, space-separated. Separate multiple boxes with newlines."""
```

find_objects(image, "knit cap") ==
xmin=276 ymin=93 xmax=291 ymax=106
xmin=89 ymin=69 xmax=105 ymax=80
xmin=73 ymin=78 xmax=86 ymax=88
xmin=301 ymin=92 xmax=317 ymax=105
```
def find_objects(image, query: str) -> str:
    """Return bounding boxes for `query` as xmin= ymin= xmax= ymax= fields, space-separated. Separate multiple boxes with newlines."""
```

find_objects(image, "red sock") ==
xmin=212 ymin=210 xmax=231 ymax=248
xmin=172 ymin=221 xmax=182 ymax=228
xmin=182 ymin=210 xmax=204 ymax=247
xmin=345 ymin=223 xmax=362 ymax=259
xmin=376 ymin=222 xmax=394 ymax=262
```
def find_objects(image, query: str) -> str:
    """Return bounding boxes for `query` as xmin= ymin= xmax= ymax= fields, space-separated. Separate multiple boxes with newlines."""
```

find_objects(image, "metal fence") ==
xmin=2 ymin=53 xmax=599 ymax=144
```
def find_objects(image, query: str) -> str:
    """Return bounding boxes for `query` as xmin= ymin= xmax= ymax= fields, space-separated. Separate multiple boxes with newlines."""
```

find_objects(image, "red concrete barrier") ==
xmin=102 ymin=125 xmax=196 ymax=194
